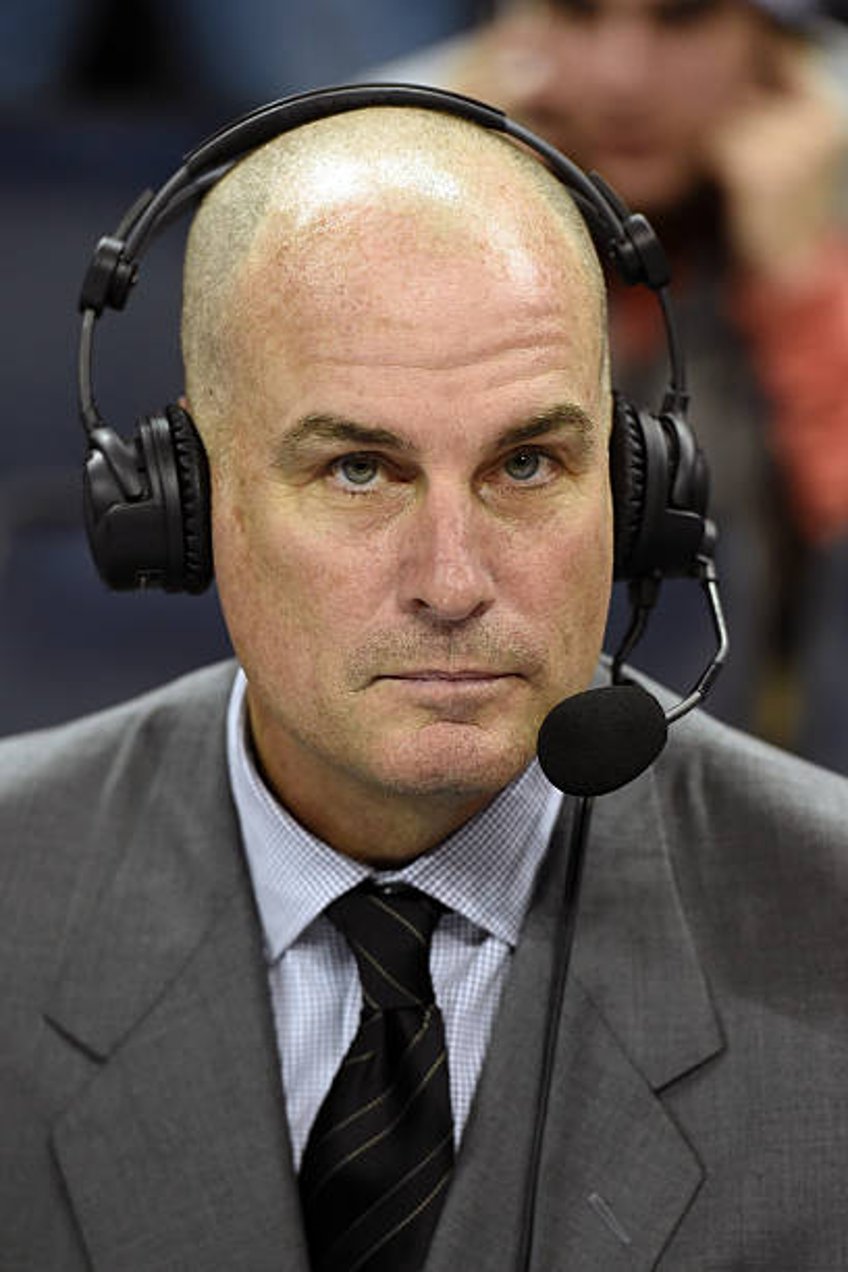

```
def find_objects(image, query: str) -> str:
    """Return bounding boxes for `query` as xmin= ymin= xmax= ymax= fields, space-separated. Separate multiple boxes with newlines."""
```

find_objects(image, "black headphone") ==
xmin=77 ymin=82 xmax=713 ymax=594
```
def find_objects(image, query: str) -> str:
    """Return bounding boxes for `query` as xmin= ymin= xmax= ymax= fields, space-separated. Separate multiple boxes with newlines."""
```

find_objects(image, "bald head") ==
xmin=181 ymin=105 xmax=609 ymax=452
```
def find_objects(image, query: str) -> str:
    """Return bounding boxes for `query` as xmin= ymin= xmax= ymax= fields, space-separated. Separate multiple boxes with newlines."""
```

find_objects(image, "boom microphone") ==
xmin=537 ymin=683 xmax=668 ymax=797
xmin=537 ymin=557 xmax=729 ymax=798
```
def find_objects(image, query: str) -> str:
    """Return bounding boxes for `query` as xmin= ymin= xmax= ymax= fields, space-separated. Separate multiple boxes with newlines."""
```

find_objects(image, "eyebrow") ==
xmin=274 ymin=413 xmax=415 ymax=467
xmin=493 ymin=403 xmax=598 ymax=453
xmin=550 ymin=0 xmax=719 ymax=13
xmin=275 ymin=401 xmax=599 ymax=467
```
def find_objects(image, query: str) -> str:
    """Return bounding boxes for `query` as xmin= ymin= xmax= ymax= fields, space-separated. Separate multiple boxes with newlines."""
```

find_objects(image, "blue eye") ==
xmin=336 ymin=454 xmax=380 ymax=486
xmin=504 ymin=449 xmax=543 ymax=481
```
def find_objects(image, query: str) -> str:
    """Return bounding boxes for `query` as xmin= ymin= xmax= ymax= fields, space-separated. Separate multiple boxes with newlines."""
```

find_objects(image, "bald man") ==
xmin=3 ymin=103 xmax=848 ymax=1272
xmin=185 ymin=107 xmax=612 ymax=864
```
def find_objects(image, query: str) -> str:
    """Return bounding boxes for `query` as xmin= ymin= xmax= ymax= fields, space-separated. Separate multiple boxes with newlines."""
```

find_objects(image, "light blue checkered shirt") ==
xmin=226 ymin=669 xmax=563 ymax=1168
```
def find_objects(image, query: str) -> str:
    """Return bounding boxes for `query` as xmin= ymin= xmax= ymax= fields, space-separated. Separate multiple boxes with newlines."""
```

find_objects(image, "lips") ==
xmin=347 ymin=631 xmax=545 ymax=691
xmin=378 ymin=670 xmax=514 ymax=682
xmin=393 ymin=670 xmax=502 ymax=678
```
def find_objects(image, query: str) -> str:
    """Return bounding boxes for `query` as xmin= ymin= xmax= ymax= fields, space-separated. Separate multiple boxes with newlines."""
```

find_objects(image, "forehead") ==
xmin=246 ymin=269 xmax=607 ymax=479
xmin=546 ymin=0 xmax=745 ymax=18
xmin=211 ymin=118 xmax=610 ymax=443
xmin=238 ymin=210 xmax=605 ymax=411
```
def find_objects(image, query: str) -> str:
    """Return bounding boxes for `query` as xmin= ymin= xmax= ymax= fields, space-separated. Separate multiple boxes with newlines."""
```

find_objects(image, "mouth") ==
xmin=371 ymin=671 xmax=523 ymax=710
xmin=378 ymin=670 xmax=516 ymax=683
xmin=364 ymin=672 xmax=520 ymax=727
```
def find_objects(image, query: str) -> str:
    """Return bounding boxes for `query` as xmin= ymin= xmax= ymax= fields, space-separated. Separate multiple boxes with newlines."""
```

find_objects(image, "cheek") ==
xmin=656 ymin=21 xmax=760 ymax=123
xmin=522 ymin=482 xmax=613 ymax=637
xmin=211 ymin=488 xmax=311 ymax=670
xmin=540 ymin=37 xmax=595 ymax=111
xmin=564 ymin=500 xmax=614 ymax=623
xmin=212 ymin=485 xmax=387 ymax=675
xmin=671 ymin=51 xmax=740 ymax=110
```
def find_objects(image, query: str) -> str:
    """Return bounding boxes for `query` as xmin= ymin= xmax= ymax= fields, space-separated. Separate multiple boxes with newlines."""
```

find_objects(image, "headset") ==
xmin=78 ymin=81 xmax=715 ymax=602
xmin=76 ymin=84 xmax=728 ymax=1272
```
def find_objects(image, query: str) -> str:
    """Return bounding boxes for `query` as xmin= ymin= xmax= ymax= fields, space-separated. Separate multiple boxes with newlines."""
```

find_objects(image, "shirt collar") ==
xmin=227 ymin=669 xmax=564 ymax=963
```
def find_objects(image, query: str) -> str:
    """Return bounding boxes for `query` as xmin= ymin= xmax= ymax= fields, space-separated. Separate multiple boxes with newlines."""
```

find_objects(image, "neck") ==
xmin=248 ymin=720 xmax=495 ymax=869
xmin=288 ymin=786 xmax=493 ymax=868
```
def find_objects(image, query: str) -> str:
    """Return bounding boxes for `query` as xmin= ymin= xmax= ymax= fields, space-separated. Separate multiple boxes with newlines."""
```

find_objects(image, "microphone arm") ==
xmin=664 ymin=555 xmax=729 ymax=723
xmin=612 ymin=552 xmax=729 ymax=725
xmin=536 ymin=554 xmax=729 ymax=799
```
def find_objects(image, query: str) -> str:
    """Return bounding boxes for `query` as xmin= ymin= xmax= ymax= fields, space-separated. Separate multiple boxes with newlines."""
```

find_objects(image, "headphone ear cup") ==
xmin=84 ymin=406 xmax=212 ymax=592
xmin=163 ymin=403 xmax=212 ymax=593
xmin=610 ymin=392 xmax=649 ymax=581
xmin=610 ymin=391 xmax=712 ymax=580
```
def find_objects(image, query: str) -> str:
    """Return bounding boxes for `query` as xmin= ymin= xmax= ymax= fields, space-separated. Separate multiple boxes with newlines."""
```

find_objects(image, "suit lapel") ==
xmin=428 ymin=768 xmax=723 ymax=1271
xmin=39 ymin=663 xmax=722 ymax=1270
xmin=43 ymin=674 xmax=309 ymax=1271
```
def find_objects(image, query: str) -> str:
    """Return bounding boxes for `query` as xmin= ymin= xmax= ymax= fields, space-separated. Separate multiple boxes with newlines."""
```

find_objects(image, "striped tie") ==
xmin=299 ymin=883 xmax=454 ymax=1272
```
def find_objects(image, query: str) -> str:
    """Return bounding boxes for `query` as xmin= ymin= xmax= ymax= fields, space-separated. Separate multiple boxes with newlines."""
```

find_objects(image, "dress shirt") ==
xmin=226 ymin=669 xmax=564 ymax=1168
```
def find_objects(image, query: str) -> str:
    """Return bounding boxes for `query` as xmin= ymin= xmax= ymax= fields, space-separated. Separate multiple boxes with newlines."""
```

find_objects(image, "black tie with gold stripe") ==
xmin=299 ymin=882 xmax=454 ymax=1272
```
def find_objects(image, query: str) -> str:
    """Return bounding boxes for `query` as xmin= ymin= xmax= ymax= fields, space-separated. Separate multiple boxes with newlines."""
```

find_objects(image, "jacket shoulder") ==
xmin=0 ymin=661 xmax=239 ymax=990
xmin=660 ymin=703 xmax=848 ymax=840
xmin=0 ymin=659 xmax=237 ymax=810
xmin=650 ymin=706 xmax=848 ymax=1009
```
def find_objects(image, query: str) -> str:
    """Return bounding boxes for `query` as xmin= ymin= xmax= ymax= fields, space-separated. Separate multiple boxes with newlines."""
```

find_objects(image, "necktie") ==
xmin=299 ymin=882 xmax=454 ymax=1272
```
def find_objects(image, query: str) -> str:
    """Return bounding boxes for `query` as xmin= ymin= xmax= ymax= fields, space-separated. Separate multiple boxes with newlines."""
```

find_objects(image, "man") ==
xmin=380 ymin=0 xmax=848 ymax=769
xmin=2 ymin=103 xmax=848 ymax=1270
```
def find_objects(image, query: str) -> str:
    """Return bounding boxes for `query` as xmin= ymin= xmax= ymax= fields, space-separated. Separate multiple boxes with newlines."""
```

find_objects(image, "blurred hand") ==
xmin=704 ymin=36 xmax=846 ymax=285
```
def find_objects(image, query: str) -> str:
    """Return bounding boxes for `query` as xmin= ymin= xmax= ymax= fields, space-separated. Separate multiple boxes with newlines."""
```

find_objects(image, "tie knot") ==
xmin=326 ymin=883 xmax=442 ymax=1012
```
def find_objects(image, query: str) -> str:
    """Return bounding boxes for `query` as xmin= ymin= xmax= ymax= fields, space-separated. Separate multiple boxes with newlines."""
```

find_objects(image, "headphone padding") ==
xmin=166 ymin=403 xmax=213 ymax=593
xmin=610 ymin=393 xmax=648 ymax=580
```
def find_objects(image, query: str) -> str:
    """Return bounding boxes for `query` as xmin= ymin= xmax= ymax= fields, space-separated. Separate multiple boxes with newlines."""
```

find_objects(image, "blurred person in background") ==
xmin=381 ymin=0 xmax=848 ymax=772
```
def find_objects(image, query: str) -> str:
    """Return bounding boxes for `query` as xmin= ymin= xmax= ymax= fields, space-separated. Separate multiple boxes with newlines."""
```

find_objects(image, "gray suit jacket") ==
xmin=2 ymin=661 xmax=848 ymax=1270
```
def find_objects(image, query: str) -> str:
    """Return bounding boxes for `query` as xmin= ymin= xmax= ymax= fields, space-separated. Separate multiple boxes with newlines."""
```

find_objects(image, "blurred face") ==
xmin=517 ymin=0 xmax=767 ymax=211
xmin=211 ymin=206 xmax=612 ymax=844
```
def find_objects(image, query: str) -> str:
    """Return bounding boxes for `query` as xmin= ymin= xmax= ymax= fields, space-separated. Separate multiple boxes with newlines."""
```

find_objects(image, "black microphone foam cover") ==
xmin=537 ymin=683 xmax=668 ymax=797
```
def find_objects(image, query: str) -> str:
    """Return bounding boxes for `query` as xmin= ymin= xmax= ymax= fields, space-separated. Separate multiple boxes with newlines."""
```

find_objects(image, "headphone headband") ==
xmin=77 ymin=81 xmax=711 ymax=593
xmin=80 ymin=86 xmax=672 ymax=312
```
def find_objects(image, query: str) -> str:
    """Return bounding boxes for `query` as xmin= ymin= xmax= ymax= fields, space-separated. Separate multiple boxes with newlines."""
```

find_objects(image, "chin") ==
xmin=597 ymin=158 xmax=699 ymax=217
xmin=366 ymin=721 xmax=537 ymax=800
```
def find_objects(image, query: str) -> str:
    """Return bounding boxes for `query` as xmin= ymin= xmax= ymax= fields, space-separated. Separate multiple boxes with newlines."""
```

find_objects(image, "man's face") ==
xmin=211 ymin=209 xmax=612 ymax=831
xmin=518 ymin=0 xmax=766 ymax=211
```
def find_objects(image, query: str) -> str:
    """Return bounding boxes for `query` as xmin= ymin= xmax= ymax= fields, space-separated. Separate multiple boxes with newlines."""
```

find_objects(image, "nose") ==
xmin=587 ymin=17 xmax=657 ymax=96
xmin=398 ymin=483 xmax=496 ymax=625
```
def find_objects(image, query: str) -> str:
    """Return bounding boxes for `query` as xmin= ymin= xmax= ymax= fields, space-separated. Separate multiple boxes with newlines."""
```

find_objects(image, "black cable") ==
xmin=658 ymin=288 xmax=688 ymax=410
xmin=611 ymin=575 xmax=662 ymax=684
xmin=517 ymin=794 xmax=595 ymax=1271
xmin=78 ymin=309 xmax=99 ymax=436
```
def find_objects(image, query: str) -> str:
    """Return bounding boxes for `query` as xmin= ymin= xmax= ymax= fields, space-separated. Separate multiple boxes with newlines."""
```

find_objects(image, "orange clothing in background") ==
xmin=733 ymin=240 xmax=848 ymax=545
xmin=613 ymin=242 xmax=848 ymax=546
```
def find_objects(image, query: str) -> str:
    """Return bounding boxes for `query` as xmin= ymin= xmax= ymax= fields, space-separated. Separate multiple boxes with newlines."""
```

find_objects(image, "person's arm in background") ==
xmin=714 ymin=36 xmax=848 ymax=544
